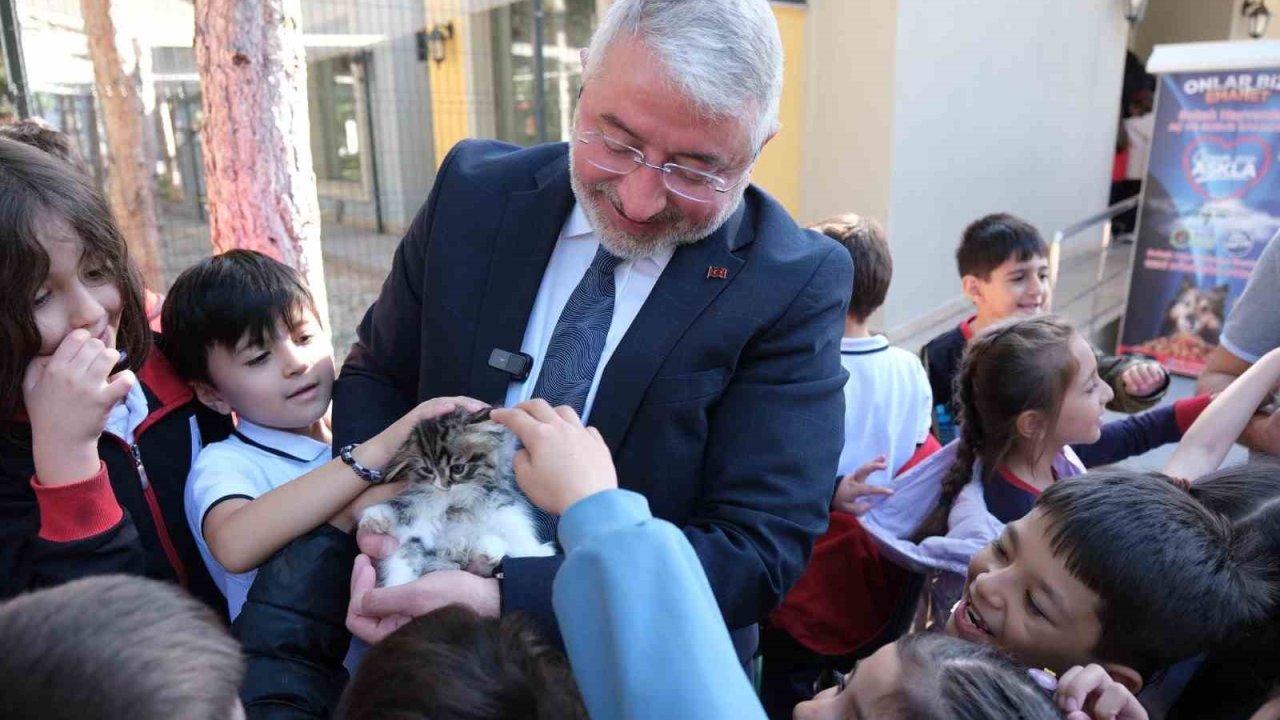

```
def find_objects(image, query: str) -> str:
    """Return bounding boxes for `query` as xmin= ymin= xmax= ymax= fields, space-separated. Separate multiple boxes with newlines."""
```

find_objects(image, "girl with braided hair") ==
xmin=858 ymin=316 xmax=1212 ymax=628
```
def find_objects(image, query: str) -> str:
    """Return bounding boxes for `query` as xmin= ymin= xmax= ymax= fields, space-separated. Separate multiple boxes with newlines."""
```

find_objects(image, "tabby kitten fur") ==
xmin=358 ymin=408 xmax=553 ymax=588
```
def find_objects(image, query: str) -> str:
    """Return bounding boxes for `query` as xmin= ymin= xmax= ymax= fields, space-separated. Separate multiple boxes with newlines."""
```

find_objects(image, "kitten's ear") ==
xmin=383 ymin=442 xmax=425 ymax=483
xmin=465 ymin=407 xmax=506 ymax=436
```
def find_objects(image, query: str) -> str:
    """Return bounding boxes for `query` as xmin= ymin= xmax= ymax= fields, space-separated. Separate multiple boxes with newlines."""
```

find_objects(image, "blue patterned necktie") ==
xmin=526 ymin=244 xmax=621 ymax=540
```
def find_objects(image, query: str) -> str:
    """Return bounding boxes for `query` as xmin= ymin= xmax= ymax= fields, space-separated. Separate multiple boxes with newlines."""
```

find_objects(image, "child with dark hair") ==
xmin=0 ymin=137 xmax=227 ymax=609
xmin=921 ymin=213 xmax=1168 ymax=441
xmin=336 ymin=604 xmax=588 ymax=720
xmin=760 ymin=213 xmax=935 ymax=716
xmin=1167 ymin=462 xmax=1280 ymax=720
xmin=946 ymin=471 xmax=1274 ymax=714
xmin=162 ymin=250 xmax=484 ymax=621
xmin=0 ymin=574 xmax=245 ymax=720
xmin=0 ymin=117 xmax=91 ymax=176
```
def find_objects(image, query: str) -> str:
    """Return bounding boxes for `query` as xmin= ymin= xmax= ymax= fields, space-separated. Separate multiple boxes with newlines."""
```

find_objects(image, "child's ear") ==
xmin=192 ymin=381 xmax=232 ymax=416
xmin=961 ymin=275 xmax=985 ymax=306
xmin=1100 ymin=663 xmax=1144 ymax=694
xmin=1014 ymin=409 xmax=1047 ymax=441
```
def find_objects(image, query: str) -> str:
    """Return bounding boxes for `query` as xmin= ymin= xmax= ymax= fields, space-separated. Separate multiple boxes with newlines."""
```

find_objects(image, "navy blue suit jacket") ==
xmin=334 ymin=139 xmax=851 ymax=651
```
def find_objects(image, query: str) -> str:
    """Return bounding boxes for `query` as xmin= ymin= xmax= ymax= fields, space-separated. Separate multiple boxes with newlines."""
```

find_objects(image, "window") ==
xmin=308 ymin=53 xmax=366 ymax=187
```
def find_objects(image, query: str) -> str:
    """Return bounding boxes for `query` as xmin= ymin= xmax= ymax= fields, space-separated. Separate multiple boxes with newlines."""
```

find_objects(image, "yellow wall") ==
xmin=428 ymin=17 xmax=470 ymax=168
xmin=751 ymin=3 xmax=805 ymax=216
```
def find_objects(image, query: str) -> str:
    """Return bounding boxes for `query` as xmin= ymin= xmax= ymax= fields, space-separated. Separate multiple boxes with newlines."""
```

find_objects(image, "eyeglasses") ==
xmin=813 ymin=666 xmax=848 ymax=696
xmin=574 ymin=129 xmax=747 ymax=203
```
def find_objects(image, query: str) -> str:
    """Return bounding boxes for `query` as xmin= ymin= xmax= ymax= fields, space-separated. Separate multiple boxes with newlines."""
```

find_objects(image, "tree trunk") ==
xmin=194 ymin=0 xmax=329 ymax=328
xmin=81 ymin=0 xmax=163 ymax=290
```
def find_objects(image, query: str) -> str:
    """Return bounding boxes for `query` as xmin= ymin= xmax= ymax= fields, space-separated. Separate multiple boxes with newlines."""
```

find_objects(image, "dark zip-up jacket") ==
xmin=0 ymin=343 xmax=229 ymax=612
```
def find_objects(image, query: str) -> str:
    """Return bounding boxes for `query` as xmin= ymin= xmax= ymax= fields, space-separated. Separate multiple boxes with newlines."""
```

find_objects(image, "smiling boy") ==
xmin=947 ymin=472 xmax=1273 ymax=703
xmin=922 ymin=214 xmax=1169 ymax=442
xmin=162 ymin=250 xmax=481 ymax=620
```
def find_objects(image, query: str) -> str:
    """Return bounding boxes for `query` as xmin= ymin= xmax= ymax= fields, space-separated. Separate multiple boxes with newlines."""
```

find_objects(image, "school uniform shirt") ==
xmin=837 ymin=335 xmax=932 ymax=481
xmin=184 ymin=418 xmax=330 ymax=620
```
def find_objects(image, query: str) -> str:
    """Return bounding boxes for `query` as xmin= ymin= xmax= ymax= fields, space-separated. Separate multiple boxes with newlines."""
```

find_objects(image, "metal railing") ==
xmin=1047 ymin=195 xmax=1140 ymax=336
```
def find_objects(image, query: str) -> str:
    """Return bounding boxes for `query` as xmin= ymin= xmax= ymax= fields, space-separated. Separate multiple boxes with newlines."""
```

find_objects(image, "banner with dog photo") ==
xmin=1119 ymin=67 xmax=1280 ymax=376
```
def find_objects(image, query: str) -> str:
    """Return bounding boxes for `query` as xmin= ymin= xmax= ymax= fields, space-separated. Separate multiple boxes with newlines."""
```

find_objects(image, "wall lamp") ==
xmin=419 ymin=21 xmax=455 ymax=64
xmin=1244 ymin=1 xmax=1272 ymax=39
xmin=1122 ymin=0 xmax=1149 ymax=24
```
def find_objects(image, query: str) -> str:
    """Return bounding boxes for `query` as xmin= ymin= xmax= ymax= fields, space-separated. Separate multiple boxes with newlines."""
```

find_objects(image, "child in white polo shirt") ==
xmin=162 ymin=250 xmax=482 ymax=620
xmin=761 ymin=214 xmax=934 ymax=719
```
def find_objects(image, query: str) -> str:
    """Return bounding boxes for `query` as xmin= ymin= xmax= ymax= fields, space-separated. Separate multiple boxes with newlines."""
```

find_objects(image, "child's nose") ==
xmin=67 ymin=286 xmax=106 ymax=331
xmin=278 ymin=343 xmax=310 ymax=376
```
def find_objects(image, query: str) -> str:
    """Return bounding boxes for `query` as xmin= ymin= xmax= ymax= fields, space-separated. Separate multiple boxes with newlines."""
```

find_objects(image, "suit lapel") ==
xmin=468 ymin=155 xmax=575 ymax=405
xmin=590 ymin=203 xmax=750 ymax=451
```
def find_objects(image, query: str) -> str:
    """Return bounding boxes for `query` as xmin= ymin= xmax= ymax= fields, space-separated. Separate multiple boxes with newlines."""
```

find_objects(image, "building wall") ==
xmin=797 ymin=0 xmax=898 ymax=227
xmin=879 ymin=0 xmax=1129 ymax=333
xmin=1132 ymin=0 xmax=1235 ymax=59
xmin=426 ymin=2 xmax=471 ymax=167
xmin=751 ymin=3 xmax=806 ymax=215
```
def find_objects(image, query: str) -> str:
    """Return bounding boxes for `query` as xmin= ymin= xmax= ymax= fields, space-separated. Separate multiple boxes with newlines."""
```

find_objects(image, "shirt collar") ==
xmin=233 ymin=417 xmax=330 ymax=463
xmin=840 ymin=335 xmax=890 ymax=354
xmin=561 ymin=202 xmax=594 ymax=239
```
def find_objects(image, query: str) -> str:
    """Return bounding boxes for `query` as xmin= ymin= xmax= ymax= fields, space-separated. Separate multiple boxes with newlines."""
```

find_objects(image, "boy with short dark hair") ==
xmin=948 ymin=471 xmax=1274 ymax=704
xmin=922 ymin=213 xmax=1169 ymax=441
xmin=760 ymin=214 xmax=935 ymax=717
xmin=163 ymin=250 xmax=478 ymax=620
xmin=336 ymin=604 xmax=588 ymax=720
xmin=0 ymin=574 xmax=245 ymax=720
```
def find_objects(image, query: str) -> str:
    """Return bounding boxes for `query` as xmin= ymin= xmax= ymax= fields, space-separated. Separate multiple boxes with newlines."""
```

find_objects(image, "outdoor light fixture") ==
xmin=1244 ymin=0 xmax=1273 ymax=39
xmin=425 ymin=22 xmax=454 ymax=64
xmin=1123 ymin=0 xmax=1149 ymax=23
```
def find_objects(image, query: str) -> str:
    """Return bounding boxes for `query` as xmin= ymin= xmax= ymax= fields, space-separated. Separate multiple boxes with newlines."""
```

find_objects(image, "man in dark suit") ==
xmin=337 ymin=0 xmax=851 ymax=661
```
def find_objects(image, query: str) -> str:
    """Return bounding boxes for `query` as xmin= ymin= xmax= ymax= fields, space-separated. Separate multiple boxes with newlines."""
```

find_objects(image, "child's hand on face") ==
xmin=490 ymin=399 xmax=617 ymax=516
xmin=831 ymin=456 xmax=893 ymax=515
xmin=1054 ymin=664 xmax=1148 ymax=720
xmin=1120 ymin=362 xmax=1168 ymax=399
xmin=22 ymin=329 xmax=135 ymax=485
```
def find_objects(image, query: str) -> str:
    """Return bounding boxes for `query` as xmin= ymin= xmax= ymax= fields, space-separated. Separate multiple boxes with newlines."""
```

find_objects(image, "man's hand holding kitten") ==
xmin=490 ymin=399 xmax=618 ymax=515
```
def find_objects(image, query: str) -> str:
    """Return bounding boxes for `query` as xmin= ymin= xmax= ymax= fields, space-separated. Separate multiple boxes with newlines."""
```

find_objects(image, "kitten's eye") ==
xmin=449 ymin=463 xmax=466 ymax=475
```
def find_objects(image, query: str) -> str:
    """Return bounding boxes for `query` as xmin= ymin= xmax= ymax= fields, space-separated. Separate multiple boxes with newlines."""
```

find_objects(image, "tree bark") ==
xmin=194 ymin=0 xmax=329 ymax=328
xmin=80 ymin=0 xmax=163 ymax=290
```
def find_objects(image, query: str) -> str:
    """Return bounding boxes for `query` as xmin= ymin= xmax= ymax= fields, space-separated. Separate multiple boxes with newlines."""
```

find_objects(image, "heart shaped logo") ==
xmin=1182 ymin=135 xmax=1272 ymax=200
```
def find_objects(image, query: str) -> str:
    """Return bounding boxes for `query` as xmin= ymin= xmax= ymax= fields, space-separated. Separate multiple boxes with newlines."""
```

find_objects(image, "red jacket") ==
xmin=0 ymin=342 xmax=229 ymax=611
xmin=769 ymin=435 xmax=942 ymax=656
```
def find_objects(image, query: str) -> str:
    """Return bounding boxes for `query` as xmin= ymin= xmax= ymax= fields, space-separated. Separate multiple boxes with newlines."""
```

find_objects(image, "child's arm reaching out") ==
xmin=203 ymin=396 xmax=486 ymax=574
xmin=1164 ymin=347 xmax=1280 ymax=481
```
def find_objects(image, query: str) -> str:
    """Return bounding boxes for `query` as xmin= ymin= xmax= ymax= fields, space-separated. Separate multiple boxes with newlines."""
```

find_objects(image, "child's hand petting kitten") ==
xmin=491 ymin=399 xmax=617 ymax=515
xmin=356 ymin=395 xmax=490 ymax=475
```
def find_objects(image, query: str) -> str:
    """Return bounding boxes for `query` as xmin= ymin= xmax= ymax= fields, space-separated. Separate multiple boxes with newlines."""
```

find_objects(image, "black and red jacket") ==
xmin=0 ymin=341 xmax=229 ymax=612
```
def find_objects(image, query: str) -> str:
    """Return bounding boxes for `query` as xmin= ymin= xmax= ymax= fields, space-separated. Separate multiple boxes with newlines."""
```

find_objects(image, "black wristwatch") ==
xmin=339 ymin=444 xmax=384 ymax=484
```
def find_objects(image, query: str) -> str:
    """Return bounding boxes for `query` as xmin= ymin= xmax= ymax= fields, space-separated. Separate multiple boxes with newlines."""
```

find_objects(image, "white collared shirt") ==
xmin=183 ymin=417 xmax=330 ymax=621
xmin=503 ymin=202 xmax=674 ymax=421
xmin=837 ymin=335 xmax=933 ymax=481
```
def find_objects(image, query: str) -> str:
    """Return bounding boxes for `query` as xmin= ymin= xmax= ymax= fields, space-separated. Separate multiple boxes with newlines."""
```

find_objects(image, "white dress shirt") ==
xmin=503 ymin=202 xmax=674 ymax=421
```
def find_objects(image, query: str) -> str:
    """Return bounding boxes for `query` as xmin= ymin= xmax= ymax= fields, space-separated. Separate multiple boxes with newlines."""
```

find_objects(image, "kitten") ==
xmin=358 ymin=408 xmax=554 ymax=588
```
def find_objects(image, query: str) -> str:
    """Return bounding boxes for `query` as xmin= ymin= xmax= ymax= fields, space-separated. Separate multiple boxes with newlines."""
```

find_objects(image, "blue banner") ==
xmin=1119 ymin=68 xmax=1280 ymax=376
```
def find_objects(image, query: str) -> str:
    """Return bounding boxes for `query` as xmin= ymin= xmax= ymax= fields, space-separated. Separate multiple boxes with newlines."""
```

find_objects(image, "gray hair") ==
xmin=585 ymin=0 xmax=783 ymax=153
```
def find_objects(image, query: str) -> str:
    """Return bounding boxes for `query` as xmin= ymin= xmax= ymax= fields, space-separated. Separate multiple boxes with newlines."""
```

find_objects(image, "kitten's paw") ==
xmin=471 ymin=535 xmax=508 ymax=576
xmin=358 ymin=504 xmax=396 ymax=536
